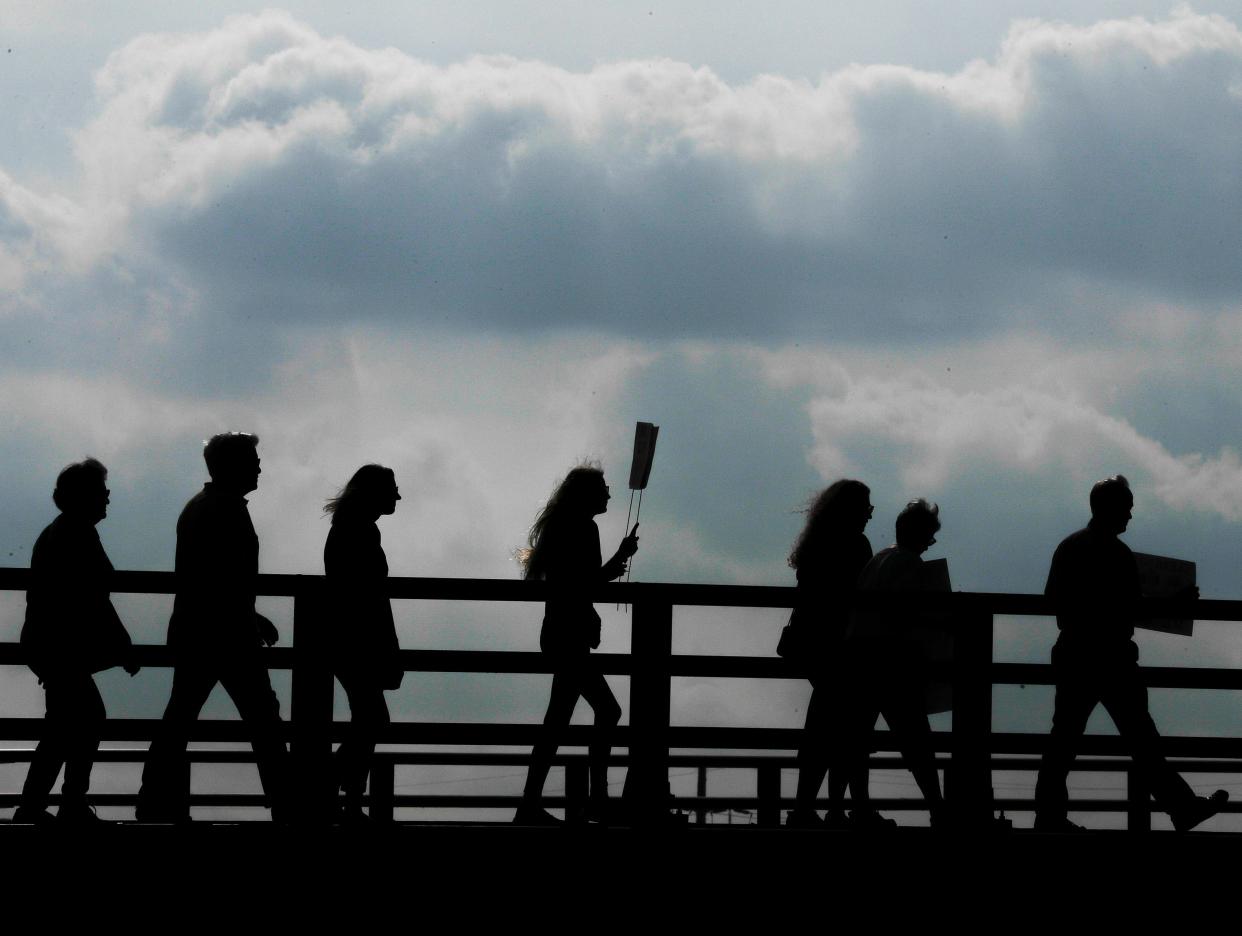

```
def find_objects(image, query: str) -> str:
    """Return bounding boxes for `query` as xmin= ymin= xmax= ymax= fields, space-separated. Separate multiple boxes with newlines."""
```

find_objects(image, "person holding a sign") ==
xmin=848 ymin=499 xmax=948 ymax=828
xmin=784 ymin=479 xmax=875 ymax=829
xmin=514 ymin=464 xmax=640 ymax=825
xmin=1034 ymin=475 xmax=1226 ymax=832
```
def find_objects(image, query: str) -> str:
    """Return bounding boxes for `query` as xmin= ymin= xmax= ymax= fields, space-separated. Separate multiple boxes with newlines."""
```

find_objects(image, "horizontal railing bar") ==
xmin=1 ymin=566 xmax=1238 ymax=619
xmin=3 ymin=721 xmax=1242 ymax=761
xmin=6 ymin=795 xmax=1236 ymax=817
xmin=3 ymin=646 xmax=1242 ymax=693
xmin=4 ymin=749 xmax=1242 ymax=778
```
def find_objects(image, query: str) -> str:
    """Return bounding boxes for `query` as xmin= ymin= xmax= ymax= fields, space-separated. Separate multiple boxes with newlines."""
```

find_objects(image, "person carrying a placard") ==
xmin=1034 ymin=475 xmax=1226 ymax=832
xmin=514 ymin=463 xmax=639 ymax=825
xmin=848 ymin=499 xmax=948 ymax=828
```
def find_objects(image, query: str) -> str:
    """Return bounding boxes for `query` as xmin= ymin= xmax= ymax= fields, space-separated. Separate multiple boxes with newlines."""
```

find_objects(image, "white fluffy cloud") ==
xmin=6 ymin=8 xmax=1242 ymax=341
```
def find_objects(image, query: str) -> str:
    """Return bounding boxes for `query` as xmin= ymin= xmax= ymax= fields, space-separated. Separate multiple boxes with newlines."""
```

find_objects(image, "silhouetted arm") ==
xmin=601 ymin=523 xmax=639 ymax=580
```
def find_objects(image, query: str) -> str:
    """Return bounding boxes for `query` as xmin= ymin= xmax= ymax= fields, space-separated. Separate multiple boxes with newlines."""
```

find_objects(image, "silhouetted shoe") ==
xmin=585 ymin=798 xmax=624 ymax=826
xmin=1171 ymin=790 xmax=1228 ymax=832
xmin=337 ymin=805 xmax=373 ymax=826
xmin=1033 ymin=814 xmax=1086 ymax=832
xmin=57 ymin=802 xmax=108 ymax=826
xmin=823 ymin=810 xmax=852 ymax=830
xmin=850 ymin=809 xmax=897 ymax=830
xmin=512 ymin=805 xmax=563 ymax=826
xmin=785 ymin=808 xmax=824 ymax=828
xmin=12 ymin=806 xmax=56 ymax=826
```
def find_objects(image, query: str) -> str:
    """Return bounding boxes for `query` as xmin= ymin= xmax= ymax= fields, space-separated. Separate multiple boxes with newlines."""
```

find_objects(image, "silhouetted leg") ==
xmin=574 ymin=666 xmax=621 ymax=803
xmin=1099 ymin=665 xmax=1196 ymax=816
xmin=335 ymin=676 xmax=390 ymax=808
xmin=847 ymin=702 xmax=881 ymax=814
xmin=220 ymin=658 xmax=289 ymax=819
xmin=137 ymin=664 xmax=217 ymax=821
xmin=522 ymin=670 xmax=581 ymax=804
xmin=794 ymin=682 xmax=830 ymax=811
xmin=1034 ymin=674 xmax=1098 ymax=823
xmin=59 ymin=677 xmax=105 ymax=807
xmin=19 ymin=676 xmax=84 ymax=812
xmin=882 ymin=684 xmax=943 ymax=811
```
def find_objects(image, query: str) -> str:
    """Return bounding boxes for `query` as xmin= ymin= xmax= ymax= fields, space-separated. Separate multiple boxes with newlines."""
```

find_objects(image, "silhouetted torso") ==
xmin=1045 ymin=521 xmax=1141 ymax=654
xmin=168 ymin=482 xmax=260 ymax=654
xmin=795 ymin=532 xmax=872 ymax=652
xmin=23 ymin=513 xmax=131 ymax=678
xmin=539 ymin=515 xmax=605 ymax=653
xmin=324 ymin=516 xmax=401 ymax=688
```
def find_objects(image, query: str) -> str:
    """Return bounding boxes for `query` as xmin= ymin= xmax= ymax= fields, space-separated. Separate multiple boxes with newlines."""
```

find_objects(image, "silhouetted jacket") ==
xmin=167 ymin=482 xmax=262 ymax=655
xmin=21 ymin=514 xmax=133 ymax=680
xmin=852 ymin=545 xmax=930 ymax=657
xmin=1045 ymin=520 xmax=1140 ymax=655
xmin=538 ymin=516 xmax=607 ymax=654
xmin=324 ymin=516 xmax=402 ymax=689
xmin=793 ymin=532 xmax=872 ymax=657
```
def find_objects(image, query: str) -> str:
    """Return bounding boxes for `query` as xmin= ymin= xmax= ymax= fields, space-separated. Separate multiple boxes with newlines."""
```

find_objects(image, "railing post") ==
xmin=625 ymin=599 xmax=673 ymax=825
xmin=1127 ymin=767 xmax=1152 ymax=832
xmin=370 ymin=754 xmax=395 ymax=823
xmin=565 ymin=758 xmax=589 ymax=824
xmin=757 ymin=764 xmax=781 ymax=827
xmin=292 ymin=577 xmax=336 ymax=822
xmin=946 ymin=610 xmax=994 ymax=828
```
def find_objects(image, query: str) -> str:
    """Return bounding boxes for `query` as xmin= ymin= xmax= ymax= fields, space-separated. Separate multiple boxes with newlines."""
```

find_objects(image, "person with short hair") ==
xmin=848 ymin=498 xmax=948 ymax=827
xmin=136 ymin=432 xmax=290 ymax=823
xmin=1034 ymin=475 xmax=1226 ymax=832
xmin=15 ymin=458 xmax=139 ymax=825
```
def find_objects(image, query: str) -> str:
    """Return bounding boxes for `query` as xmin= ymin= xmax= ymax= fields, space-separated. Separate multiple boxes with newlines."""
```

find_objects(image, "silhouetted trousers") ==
xmin=852 ymin=648 xmax=943 ymax=808
xmin=794 ymin=664 xmax=856 ymax=808
xmin=20 ymin=674 xmax=105 ymax=811
xmin=1035 ymin=639 xmax=1196 ymax=820
xmin=523 ymin=640 xmax=622 ymax=805
xmin=334 ymin=674 xmax=390 ymax=801
xmin=138 ymin=654 xmax=289 ymax=819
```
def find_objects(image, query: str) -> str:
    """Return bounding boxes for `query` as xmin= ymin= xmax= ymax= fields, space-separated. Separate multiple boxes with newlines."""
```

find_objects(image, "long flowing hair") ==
xmin=324 ymin=464 xmax=396 ymax=525
xmin=520 ymin=463 xmax=604 ymax=580
xmin=788 ymin=479 xmax=870 ymax=570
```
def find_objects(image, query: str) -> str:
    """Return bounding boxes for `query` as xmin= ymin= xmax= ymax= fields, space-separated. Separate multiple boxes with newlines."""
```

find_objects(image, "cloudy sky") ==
xmin=5 ymin=1 xmax=1242 ymax=824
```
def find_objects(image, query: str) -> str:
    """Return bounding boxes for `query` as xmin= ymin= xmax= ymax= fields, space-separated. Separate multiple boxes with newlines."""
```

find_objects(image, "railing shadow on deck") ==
xmin=2 ymin=567 xmax=1241 ymax=828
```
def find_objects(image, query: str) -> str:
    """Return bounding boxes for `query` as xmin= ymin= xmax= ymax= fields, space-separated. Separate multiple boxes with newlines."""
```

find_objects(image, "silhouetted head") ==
xmin=521 ymin=462 xmax=607 ymax=579
xmin=53 ymin=457 xmax=109 ymax=525
xmin=1089 ymin=474 xmax=1133 ymax=535
xmin=203 ymin=432 xmax=261 ymax=495
xmin=789 ymin=479 xmax=872 ymax=570
xmin=895 ymin=499 xmax=940 ymax=555
xmin=325 ymin=464 xmax=400 ymax=523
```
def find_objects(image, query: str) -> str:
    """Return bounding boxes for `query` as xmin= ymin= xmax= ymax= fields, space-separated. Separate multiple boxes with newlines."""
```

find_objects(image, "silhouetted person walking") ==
xmin=323 ymin=465 xmax=404 ymax=824
xmin=848 ymin=499 xmax=947 ymax=827
xmin=785 ymin=480 xmax=874 ymax=829
xmin=1034 ymin=475 xmax=1226 ymax=832
xmin=514 ymin=464 xmax=638 ymax=825
xmin=15 ymin=458 xmax=139 ymax=825
xmin=136 ymin=433 xmax=289 ymax=823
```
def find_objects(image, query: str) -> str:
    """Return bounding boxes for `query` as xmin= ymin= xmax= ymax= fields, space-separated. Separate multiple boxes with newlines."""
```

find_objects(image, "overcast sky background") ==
xmin=5 ymin=1 xmax=1242 ymax=824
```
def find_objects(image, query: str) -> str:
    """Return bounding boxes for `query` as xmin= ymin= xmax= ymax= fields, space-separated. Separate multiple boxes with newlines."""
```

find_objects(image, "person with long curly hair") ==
xmin=514 ymin=463 xmax=638 ymax=825
xmin=785 ymin=479 xmax=876 ymax=829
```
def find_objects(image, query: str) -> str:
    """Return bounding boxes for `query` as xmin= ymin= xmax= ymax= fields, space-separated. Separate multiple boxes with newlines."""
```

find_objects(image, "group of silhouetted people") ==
xmin=7 ymin=434 xmax=1231 ymax=831
xmin=784 ymin=475 xmax=1226 ymax=833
